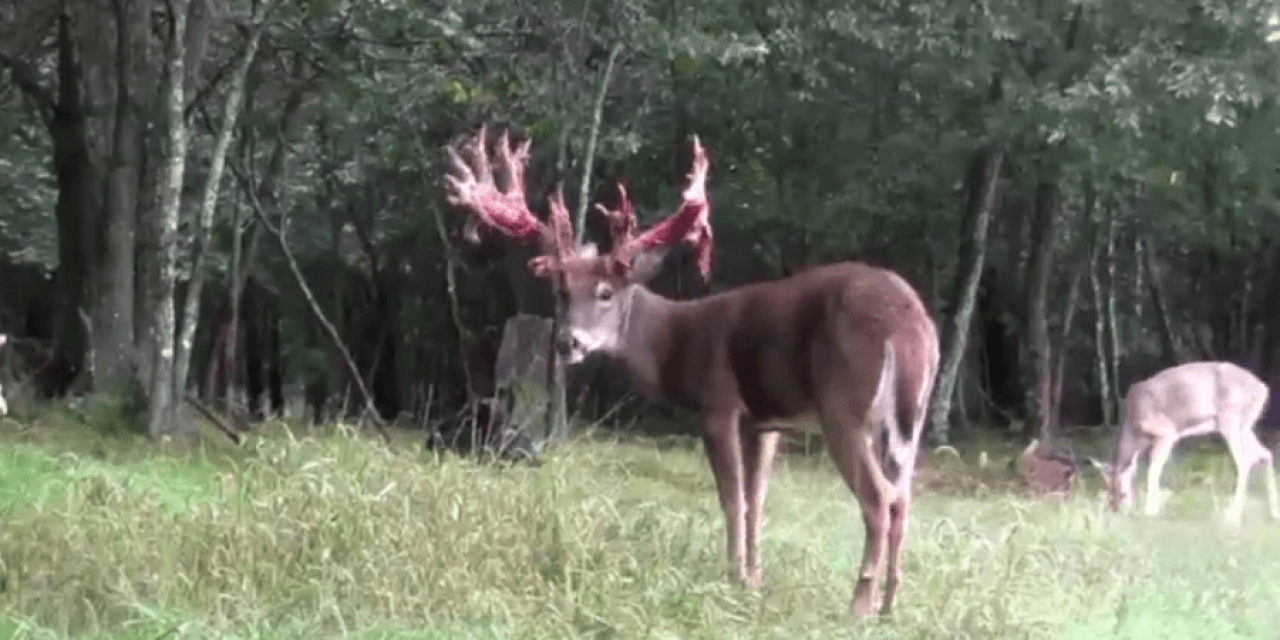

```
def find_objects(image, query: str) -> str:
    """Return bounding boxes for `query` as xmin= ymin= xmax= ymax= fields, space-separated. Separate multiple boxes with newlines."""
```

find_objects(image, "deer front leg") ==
xmin=702 ymin=413 xmax=749 ymax=585
xmin=742 ymin=429 xmax=780 ymax=589
xmin=1143 ymin=438 xmax=1174 ymax=517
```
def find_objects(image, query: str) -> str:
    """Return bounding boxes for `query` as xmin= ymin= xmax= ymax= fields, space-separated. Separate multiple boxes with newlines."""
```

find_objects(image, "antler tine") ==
xmin=612 ymin=134 xmax=714 ymax=282
xmin=594 ymin=181 xmax=637 ymax=249
xmin=681 ymin=135 xmax=708 ymax=203
xmin=443 ymin=124 xmax=546 ymax=244
xmin=495 ymin=128 xmax=526 ymax=198
xmin=546 ymin=183 xmax=575 ymax=258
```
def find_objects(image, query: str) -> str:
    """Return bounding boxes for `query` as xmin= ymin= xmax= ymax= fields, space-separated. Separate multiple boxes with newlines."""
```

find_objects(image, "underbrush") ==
xmin=0 ymin=414 xmax=1277 ymax=639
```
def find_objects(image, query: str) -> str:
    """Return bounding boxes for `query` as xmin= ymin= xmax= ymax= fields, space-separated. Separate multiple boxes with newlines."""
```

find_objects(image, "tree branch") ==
xmin=227 ymin=156 xmax=391 ymax=445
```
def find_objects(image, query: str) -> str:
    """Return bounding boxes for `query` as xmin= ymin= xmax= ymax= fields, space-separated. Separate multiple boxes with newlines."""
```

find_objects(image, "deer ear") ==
xmin=629 ymin=249 xmax=668 ymax=284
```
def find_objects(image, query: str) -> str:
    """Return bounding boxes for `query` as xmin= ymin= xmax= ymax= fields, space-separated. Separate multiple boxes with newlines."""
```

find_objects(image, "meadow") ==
xmin=0 ymin=406 xmax=1277 ymax=640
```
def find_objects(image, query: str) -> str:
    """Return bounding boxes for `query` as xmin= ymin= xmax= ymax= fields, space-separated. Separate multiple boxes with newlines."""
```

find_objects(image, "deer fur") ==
xmin=1091 ymin=361 xmax=1280 ymax=525
xmin=444 ymin=125 xmax=940 ymax=617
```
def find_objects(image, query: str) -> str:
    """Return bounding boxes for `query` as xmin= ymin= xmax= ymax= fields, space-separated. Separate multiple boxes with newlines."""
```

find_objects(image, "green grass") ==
xmin=0 ymin=414 xmax=1278 ymax=639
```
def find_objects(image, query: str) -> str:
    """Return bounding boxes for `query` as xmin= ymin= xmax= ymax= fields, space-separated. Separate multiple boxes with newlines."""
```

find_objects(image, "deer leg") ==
xmin=1222 ymin=433 xmax=1254 ymax=526
xmin=1143 ymin=438 xmax=1174 ymax=517
xmin=1240 ymin=399 xmax=1278 ymax=521
xmin=1263 ymin=450 xmax=1279 ymax=521
xmin=1255 ymin=436 xmax=1280 ymax=520
xmin=1223 ymin=423 xmax=1273 ymax=526
xmin=823 ymin=423 xmax=894 ymax=618
xmin=881 ymin=491 xmax=912 ymax=616
xmin=741 ymin=428 xmax=780 ymax=589
xmin=702 ymin=412 xmax=749 ymax=585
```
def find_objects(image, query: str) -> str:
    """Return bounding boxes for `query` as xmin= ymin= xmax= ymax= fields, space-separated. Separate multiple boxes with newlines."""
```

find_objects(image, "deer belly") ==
xmin=759 ymin=411 xmax=823 ymax=436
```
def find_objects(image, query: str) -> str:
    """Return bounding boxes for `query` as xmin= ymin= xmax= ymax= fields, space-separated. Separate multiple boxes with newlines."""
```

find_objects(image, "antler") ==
xmin=445 ymin=126 xmax=574 ymax=272
xmin=602 ymin=136 xmax=714 ymax=282
xmin=594 ymin=182 xmax=638 ymax=249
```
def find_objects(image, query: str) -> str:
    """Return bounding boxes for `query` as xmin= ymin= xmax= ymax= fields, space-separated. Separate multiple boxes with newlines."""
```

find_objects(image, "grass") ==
xmin=0 ymin=412 xmax=1278 ymax=639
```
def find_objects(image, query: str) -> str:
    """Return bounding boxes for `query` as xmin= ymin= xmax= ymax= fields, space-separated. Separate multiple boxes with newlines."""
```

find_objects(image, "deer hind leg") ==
xmin=702 ymin=412 xmax=749 ymax=585
xmin=822 ymin=418 xmax=895 ymax=618
xmin=1220 ymin=395 xmax=1270 ymax=525
xmin=1255 ymin=432 xmax=1280 ymax=520
xmin=881 ymin=485 xmax=913 ymax=616
xmin=741 ymin=429 xmax=781 ymax=588
xmin=1143 ymin=437 xmax=1175 ymax=517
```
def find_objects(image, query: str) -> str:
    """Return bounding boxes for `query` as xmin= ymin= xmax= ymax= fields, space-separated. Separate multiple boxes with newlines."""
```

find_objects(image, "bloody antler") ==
xmin=447 ymin=126 xmax=713 ymax=282
xmin=595 ymin=136 xmax=713 ymax=282
xmin=445 ymin=126 xmax=574 ymax=271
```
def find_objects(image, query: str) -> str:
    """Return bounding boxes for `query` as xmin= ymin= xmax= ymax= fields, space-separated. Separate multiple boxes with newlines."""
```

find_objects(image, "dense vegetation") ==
xmin=4 ymin=1 xmax=1280 ymax=637
xmin=0 ymin=417 xmax=1278 ymax=639
xmin=2 ymin=0 xmax=1280 ymax=443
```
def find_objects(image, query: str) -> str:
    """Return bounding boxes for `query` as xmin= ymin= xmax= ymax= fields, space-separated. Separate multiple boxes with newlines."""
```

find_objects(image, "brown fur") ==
xmin=445 ymin=126 xmax=941 ymax=617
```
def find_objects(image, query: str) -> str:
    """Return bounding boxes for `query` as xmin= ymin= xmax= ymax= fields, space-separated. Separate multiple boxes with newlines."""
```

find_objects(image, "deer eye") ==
xmin=596 ymin=283 xmax=614 ymax=301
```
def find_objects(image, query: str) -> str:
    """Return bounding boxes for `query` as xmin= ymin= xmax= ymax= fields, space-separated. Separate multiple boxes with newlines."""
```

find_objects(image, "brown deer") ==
xmin=1089 ymin=361 xmax=1280 ymax=525
xmin=443 ymin=125 xmax=939 ymax=617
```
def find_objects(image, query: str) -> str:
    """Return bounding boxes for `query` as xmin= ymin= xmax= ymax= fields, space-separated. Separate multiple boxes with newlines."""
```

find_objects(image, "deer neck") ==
xmin=612 ymin=285 xmax=683 ymax=400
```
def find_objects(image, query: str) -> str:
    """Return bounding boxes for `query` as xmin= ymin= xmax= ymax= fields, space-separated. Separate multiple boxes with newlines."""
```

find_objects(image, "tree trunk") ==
xmin=48 ymin=11 xmax=95 ymax=393
xmin=1023 ymin=178 xmax=1059 ymax=439
xmin=1103 ymin=205 xmax=1123 ymax=420
xmin=175 ymin=20 xmax=263 ymax=399
xmin=1090 ymin=209 xmax=1114 ymax=426
xmin=224 ymin=61 xmax=310 ymax=412
xmin=1046 ymin=185 xmax=1093 ymax=440
xmin=93 ymin=0 xmax=152 ymax=393
xmin=1140 ymin=237 xmax=1186 ymax=365
xmin=928 ymin=146 xmax=1004 ymax=445
xmin=146 ymin=0 xmax=190 ymax=436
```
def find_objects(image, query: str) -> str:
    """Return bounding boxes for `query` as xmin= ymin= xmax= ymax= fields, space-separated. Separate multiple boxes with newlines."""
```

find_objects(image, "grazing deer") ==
xmin=1090 ymin=361 xmax=1280 ymax=524
xmin=444 ymin=125 xmax=940 ymax=617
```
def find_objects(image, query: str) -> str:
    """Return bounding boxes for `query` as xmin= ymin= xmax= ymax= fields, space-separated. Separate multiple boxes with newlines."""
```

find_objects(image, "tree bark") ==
xmin=1023 ymin=178 xmax=1059 ymax=439
xmin=1046 ymin=185 xmax=1093 ymax=440
xmin=146 ymin=0 xmax=191 ymax=436
xmin=1089 ymin=209 xmax=1114 ymax=426
xmin=175 ymin=19 xmax=263 ymax=400
xmin=928 ymin=145 xmax=1004 ymax=445
xmin=48 ymin=11 xmax=95 ymax=392
xmin=93 ymin=0 xmax=152 ymax=393
xmin=1103 ymin=204 xmax=1123 ymax=420
xmin=1140 ymin=237 xmax=1186 ymax=365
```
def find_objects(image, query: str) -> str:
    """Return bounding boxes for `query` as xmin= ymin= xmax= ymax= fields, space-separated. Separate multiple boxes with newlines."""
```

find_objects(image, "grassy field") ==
xmin=0 ymin=409 xmax=1278 ymax=640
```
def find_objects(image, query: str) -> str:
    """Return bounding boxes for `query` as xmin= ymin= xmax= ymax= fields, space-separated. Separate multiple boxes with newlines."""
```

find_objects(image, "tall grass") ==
xmin=0 ymin=415 xmax=1277 ymax=639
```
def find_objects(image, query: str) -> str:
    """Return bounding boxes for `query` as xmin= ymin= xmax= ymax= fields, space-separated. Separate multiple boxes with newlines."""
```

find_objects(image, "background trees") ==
xmin=2 ymin=0 xmax=1279 ymax=444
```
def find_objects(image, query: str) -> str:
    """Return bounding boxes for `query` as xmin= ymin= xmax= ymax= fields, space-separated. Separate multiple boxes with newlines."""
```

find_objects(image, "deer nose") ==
xmin=556 ymin=335 xmax=578 ymax=357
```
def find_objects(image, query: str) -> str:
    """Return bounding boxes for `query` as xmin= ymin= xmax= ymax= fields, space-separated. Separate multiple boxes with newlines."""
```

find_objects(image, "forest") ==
xmin=0 ymin=0 xmax=1278 ymax=450
xmin=4 ymin=1 xmax=1280 ymax=638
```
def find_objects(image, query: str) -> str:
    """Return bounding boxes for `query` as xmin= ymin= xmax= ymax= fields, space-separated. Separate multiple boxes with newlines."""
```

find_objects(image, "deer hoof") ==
xmin=851 ymin=579 xmax=879 ymax=618
xmin=1222 ymin=508 xmax=1244 ymax=528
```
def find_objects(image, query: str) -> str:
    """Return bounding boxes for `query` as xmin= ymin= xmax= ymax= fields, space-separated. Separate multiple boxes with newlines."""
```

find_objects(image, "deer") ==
xmin=1089 ymin=361 xmax=1280 ymax=525
xmin=443 ymin=125 xmax=940 ymax=617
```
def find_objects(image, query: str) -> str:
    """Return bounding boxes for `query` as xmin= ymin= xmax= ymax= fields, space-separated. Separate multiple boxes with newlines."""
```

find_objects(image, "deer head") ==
xmin=445 ymin=125 xmax=713 ymax=364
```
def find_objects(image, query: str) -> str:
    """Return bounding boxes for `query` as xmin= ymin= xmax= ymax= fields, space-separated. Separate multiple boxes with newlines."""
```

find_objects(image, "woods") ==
xmin=1 ymin=0 xmax=1279 ymax=446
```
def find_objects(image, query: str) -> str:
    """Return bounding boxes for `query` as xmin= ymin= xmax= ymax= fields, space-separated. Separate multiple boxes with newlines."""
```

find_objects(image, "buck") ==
xmin=1090 ymin=361 xmax=1280 ymax=524
xmin=444 ymin=125 xmax=939 ymax=617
